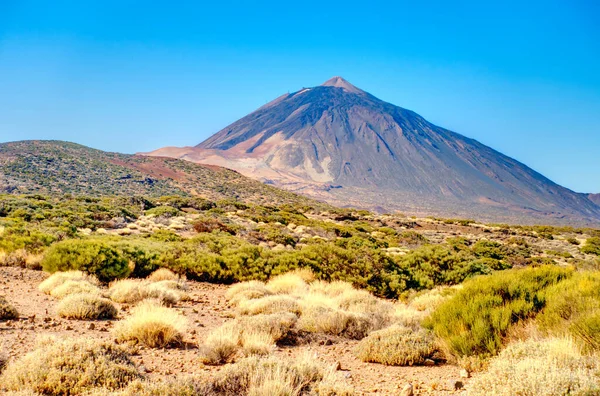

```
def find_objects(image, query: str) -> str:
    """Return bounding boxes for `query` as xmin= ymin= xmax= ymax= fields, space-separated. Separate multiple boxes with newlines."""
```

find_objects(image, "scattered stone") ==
xmin=451 ymin=380 xmax=464 ymax=391
xmin=460 ymin=368 xmax=470 ymax=378
xmin=400 ymin=383 xmax=414 ymax=396
xmin=88 ymin=323 xmax=95 ymax=330
xmin=424 ymin=359 xmax=435 ymax=366
xmin=334 ymin=361 xmax=342 ymax=371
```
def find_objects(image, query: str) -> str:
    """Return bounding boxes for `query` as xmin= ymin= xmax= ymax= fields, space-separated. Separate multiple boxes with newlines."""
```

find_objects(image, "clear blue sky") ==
xmin=1 ymin=1 xmax=599 ymax=193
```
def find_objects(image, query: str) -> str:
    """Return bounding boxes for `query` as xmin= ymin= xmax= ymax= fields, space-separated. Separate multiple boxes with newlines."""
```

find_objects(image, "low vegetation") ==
xmin=56 ymin=293 xmax=118 ymax=320
xmin=0 ymin=338 xmax=141 ymax=395
xmin=355 ymin=325 xmax=438 ymax=366
xmin=113 ymin=301 xmax=188 ymax=348
xmin=424 ymin=265 xmax=572 ymax=357
xmin=0 ymin=296 xmax=18 ymax=320
xmin=470 ymin=338 xmax=600 ymax=395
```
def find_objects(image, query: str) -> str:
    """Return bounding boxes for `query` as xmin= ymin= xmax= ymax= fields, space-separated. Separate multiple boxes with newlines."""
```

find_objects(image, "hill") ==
xmin=589 ymin=194 xmax=600 ymax=206
xmin=0 ymin=140 xmax=323 ymax=207
xmin=147 ymin=77 xmax=600 ymax=226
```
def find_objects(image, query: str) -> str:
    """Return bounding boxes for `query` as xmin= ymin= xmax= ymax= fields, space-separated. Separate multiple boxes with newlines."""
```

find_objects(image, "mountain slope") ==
xmin=589 ymin=194 xmax=600 ymax=207
xmin=146 ymin=77 xmax=600 ymax=226
xmin=0 ymin=140 xmax=323 ymax=207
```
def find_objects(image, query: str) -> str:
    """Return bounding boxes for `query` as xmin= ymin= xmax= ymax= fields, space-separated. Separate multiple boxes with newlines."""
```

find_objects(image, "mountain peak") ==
xmin=321 ymin=76 xmax=364 ymax=94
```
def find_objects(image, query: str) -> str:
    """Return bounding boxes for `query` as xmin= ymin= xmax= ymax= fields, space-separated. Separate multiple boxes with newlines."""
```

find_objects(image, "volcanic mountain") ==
xmin=147 ymin=77 xmax=600 ymax=225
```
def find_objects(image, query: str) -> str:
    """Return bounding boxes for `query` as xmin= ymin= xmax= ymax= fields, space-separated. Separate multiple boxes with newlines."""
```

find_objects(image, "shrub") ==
xmin=199 ymin=323 xmax=240 ymax=365
xmin=537 ymin=272 xmax=600 ymax=351
xmin=109 ymin=279 xmax=186 ymax=306
xmin=469 ymin=338 xmax=600 ymax=395
xmin=355 ymin=326 xmax=438 ymax=366
xmin=297 ymin=307 xmax=373 ymax=340
xmin=207 ymin=354 xmax=352 ymax=396
xmin=57 ymin=294 xmax=118 ymax=320
xmin=581 ymin=237 xmax=600 ymax=255
xmin=226 ymin=281 xmax=273 ymax=306
xmin=237 ymin=295 xmax=301 ymax=316
xmin=42 ymin=239 xmax=131 ymax=282
xmin=0 ymin=338 xmax=140 ymax=395
xmin=145 ymin=206 xmax=181 ymax=218
xmin=49 ymin=280 xmax=101 ymax=299
xmin=106 ymin=377 xmax=210 ymax=395
xmin=38 ymin=271 xmax=99 ymax=294
xmin=266 ymin=271 xmax=311 ymax=295
xmin=113 ymin=301 xmax=187 ymax=348
xmin=424 ymin=266 xmax=572 ymax=357
xmin=240 ymin=330 xmax=276 ymax=357
xmin=0 ymin=296 xmax=18 ymax=320
xmin=147 ymin=268 xmax=179 ymax=282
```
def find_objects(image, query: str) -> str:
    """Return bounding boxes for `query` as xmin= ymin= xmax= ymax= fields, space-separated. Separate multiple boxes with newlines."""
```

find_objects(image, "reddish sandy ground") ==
xmin=0 ymin=267 xmax=470 ymax=395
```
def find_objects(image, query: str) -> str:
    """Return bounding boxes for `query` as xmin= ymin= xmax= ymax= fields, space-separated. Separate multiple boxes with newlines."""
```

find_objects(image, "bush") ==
xmin=50 ymin=280 xmax=101 ymax=299
xmin=42 ymin=239 xmax=131 ymax=282
xmin=355 ymin=326 xmax=438 ymax=365
xmin=39 ymin=271 xmax=99 ymax=294
xmin=145 ymin=206 xmax=181 ymax=218
xmin=537 ymin=272 xmax=600 ymax=351
xmin=424 ymin=266 xmax=572 ymax=357
xmin=109 ymin=279 xmax=187 ymax=306
xmin=113 ymin=301 xmax=187 ymax=348
xmin=469 ymin=338 xmax=600 ymax=395
xmin=57 ymin=294 xmax=118 ymax=320
xmin=0 ymin=338 xmax=140 ymax=395
xmin=0 ymin=296 xmax=18 ymax=320
xmin=581 ymin=237 xmax=600 ymax=255
xmin=147 ymin=268 xmax=179 ymax=282
xmin=207 ymin=354 xmax=353 ymax=396
xmin=199 ymin=323 xmax=240 ymax=365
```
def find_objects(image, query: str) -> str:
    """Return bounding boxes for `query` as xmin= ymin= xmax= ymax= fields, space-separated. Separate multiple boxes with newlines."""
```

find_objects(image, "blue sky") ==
xmin=1 ymin=0 xmax=599 ymax=192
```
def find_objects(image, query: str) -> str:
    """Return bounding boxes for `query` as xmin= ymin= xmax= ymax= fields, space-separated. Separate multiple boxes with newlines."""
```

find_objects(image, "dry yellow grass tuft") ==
xmin=199 ymin=322 xmax=240 ymax=365
xmin=297 ymin=306 xmax=373 ymax=339
xmin=355 ymin=325 xmax=438 ymax=366
xmin=209 ymin=353 xmax=354 ymax=396
xmin=109 ymin=279 xmax=188 ymax=306
xmin=265 ymin=270 xmax=312 ymax=295
xmin=238 ymin=295 xmax=301 ymax=316
xmin=0 ymin=296 xmax=18 ymax=320
xmin=0 ymin=338 xmax=140 ymax=395
xmin=113 ymin=301 xmax=187 ymax=348
xmin=147 ymin=268 xmax=180 ymax=282
xmin=56 ymin=293 xmax=118 ymax=320
xmin=470 ymin=338 xmax=600 ymax=395
xmin=38 ymin=271 xmax=99 ymax=295
xmin=240 ymin=330 xmax=276 ymax=357
xmin=226 ymin=281 xmax=273 ymax=306
xmin=49 ymin=280 xmax=101 ymax=299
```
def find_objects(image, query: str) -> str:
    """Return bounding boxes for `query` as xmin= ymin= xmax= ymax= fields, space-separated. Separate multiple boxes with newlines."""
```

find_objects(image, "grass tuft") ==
xmin=113 ymin=301 xmax=187 ymax=348
xmin=56 ymin=293 xmax=118 ymax=320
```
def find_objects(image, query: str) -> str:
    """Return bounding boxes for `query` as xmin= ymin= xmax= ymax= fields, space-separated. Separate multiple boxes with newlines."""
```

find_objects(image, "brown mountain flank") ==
xmin=145 ymin=77 xmax=600 ymax=226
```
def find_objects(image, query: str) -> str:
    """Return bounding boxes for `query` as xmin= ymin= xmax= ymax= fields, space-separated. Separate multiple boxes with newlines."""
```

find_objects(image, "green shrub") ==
xmin=424 ymin=266 xmax=573 ymax=357
xmin=145 ymin=206 xmax=181 ymax=218
xmin=537 ymin=272 xmax=600 ymax=351
xmin=581 ymin=237 xmax=600 ymax=255
xmin=42 ymin=239 xmax=131 ymax=282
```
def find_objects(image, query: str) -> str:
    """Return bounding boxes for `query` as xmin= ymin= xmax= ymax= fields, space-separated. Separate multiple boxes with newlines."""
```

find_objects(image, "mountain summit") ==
xmin=147 ymin=78 xmax=600 ymax=225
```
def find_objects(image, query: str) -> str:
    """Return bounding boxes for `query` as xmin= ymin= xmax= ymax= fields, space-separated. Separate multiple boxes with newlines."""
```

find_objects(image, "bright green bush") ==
xmin=424 ymin=265 xmax=573 ymax=357
xmin=42 ymin=239 xmax=131 ymax=282
xmin=145 ymin=206 xmax=181 ymax=218
xmin=581 ymin=237 xmax=600 ymax=255
xmin=537 ymin=272 xmax=600 ymax=351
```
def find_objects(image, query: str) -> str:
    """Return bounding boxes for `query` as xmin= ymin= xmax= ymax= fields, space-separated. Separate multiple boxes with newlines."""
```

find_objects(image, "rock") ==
xmin=460 ymin=369 xmax=470 ymax=378
xmin=424 ymin=359 xmax=435 ymax=366
xmin=400 ymin=383 xmax=414 ymax=396
xmin=451 ymin=380 xmax=464 ymax=391
xmin=334 ymin=361 xmax=342 ymax=371
xmin=88 ymin=323 xmax=95 ymax=330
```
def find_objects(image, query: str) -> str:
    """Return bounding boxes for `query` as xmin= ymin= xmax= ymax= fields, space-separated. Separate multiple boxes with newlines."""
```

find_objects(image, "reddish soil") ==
xmin=0 ymin=267 xmax=469 ymax=395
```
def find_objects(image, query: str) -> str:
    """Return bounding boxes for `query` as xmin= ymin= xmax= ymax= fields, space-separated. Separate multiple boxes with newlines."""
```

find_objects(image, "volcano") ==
xmin=147 ymin=77 xmax=600 ymax=225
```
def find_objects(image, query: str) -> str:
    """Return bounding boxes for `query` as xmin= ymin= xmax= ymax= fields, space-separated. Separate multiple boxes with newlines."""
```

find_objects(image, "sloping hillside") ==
xmin=0 ymin=140 xmax=324 ymax=207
